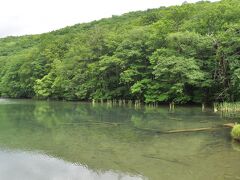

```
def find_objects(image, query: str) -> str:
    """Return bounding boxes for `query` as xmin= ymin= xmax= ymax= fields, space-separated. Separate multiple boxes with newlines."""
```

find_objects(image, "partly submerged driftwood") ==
xmin=137 ymin=123 xmax=235 ymax=134
xmin=166 ymin=123 xmax=235 ymax=133
xmin=142 ymin=154 xmax=189 ymax=166
xmin=166 ymin=127 xmax=220 ymax=133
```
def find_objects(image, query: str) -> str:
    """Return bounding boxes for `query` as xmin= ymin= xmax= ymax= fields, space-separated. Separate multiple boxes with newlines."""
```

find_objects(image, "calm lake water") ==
xmin=0 ymin=99 xmax=239 ymax=180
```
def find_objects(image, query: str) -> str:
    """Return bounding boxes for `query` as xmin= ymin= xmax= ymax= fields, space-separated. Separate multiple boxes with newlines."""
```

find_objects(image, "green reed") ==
xmin=214 ymin=102 xmax=240 ymax=112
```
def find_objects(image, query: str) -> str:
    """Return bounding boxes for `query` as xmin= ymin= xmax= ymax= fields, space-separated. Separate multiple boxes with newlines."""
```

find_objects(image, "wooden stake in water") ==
xmin=169 ymin=102 xmax=175 ymax=111
xmin=213 ymin=103 xmax=218 ymax=112
xmin=202 ymin=103 xmax=205 ymax=112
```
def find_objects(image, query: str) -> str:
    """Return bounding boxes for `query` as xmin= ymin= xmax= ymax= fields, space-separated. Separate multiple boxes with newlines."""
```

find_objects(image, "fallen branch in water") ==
xmin=142 ymin=154 xmax=189 ymax=166
xmin=60 ymin=122 xmax=122 ymax=126
xmin=136 ymin=123 xmax=235 ymax=134
xmin=165 ymin=127 xmax=220 ymax=133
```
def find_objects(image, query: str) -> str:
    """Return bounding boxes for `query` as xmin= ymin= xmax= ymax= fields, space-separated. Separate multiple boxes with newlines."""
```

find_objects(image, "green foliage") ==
xmin=0 ymin=0 xmax=240 ymax=104
xmin=150 ymin=53 xmax=204 ymax=103
xmin=231 ymin=124 xmax=240 ymax=141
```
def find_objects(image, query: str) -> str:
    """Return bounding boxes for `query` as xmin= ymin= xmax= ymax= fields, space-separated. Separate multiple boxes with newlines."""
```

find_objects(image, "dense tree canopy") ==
xmin=0 ymin=0 xmax=239 ymax=104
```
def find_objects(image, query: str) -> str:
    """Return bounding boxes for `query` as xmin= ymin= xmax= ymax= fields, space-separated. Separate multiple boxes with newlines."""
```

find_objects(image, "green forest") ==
xmin=0 ymin=0 xmax=239 ymax=104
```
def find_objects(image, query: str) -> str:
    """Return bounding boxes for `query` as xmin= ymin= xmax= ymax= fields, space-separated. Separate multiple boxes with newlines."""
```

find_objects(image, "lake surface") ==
xmin=0 ymin=99 xmax=239 ymax=180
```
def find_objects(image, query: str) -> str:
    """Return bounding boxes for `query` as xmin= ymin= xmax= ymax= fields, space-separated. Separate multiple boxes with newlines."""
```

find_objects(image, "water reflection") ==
xmin=0 ymin=149 xmax=144 ymax=180
xmin=0 ymin=100 xmax=239 ymax=180
xmin=0 ymin=98 xmax=15 ymax=104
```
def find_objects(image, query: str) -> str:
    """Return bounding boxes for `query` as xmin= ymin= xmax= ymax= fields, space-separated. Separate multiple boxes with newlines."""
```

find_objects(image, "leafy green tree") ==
xmin=150 ymin=52 xmax=204 ymax=103
xmin=0 ymin=0 xmax=239 ymax=104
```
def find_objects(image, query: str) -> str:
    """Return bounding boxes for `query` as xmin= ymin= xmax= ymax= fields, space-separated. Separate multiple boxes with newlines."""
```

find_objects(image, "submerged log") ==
xmin=164 ymin=123 xmax=235 ymax=133
xmin=137 ymin=123 xmax=235 ymax=134
xmin=166 ymin=123 xmax=235 ymax=133
xmin=142 ymin=154 xmax=189 ymax=166
xmin=165 ymin=127 xmax=220 ymax=133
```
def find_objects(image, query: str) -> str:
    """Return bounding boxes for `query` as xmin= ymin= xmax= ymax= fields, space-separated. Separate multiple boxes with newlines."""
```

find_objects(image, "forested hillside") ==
xmin=0 ymin=0 xmax=239 ymax=104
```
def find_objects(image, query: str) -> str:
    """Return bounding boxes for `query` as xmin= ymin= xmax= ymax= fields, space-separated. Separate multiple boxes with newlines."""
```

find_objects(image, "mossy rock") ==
xmin=231 ymin=124 xmax=240 ymax=142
